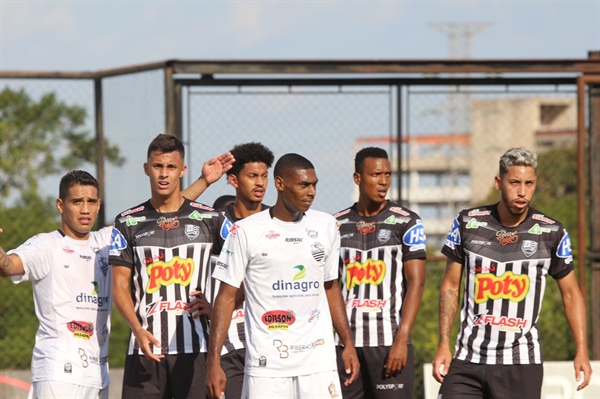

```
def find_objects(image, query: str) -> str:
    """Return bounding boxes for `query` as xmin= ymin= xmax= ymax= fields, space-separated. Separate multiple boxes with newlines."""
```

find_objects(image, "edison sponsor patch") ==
xmin=474 ymin=271 xmax=530 ymax=304
xmin=346 ymin=259 xmax=386 ymax=289
xmin=67 ymin=320 xmax=94 ymax=340
xmin=146 ymin=256 xmax=194 ymax=294
xmin=262 ymin=310 xmax=296 ymax=330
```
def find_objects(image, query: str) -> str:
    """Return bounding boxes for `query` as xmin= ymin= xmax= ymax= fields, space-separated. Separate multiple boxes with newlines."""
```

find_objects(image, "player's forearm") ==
xmin=0 ymin=249 xmax=12 ymax=277
xmin=395 ymin=280 xmax=425 ymax=343
xmin=562 ymin=288 xmax=589 ymax=355
xmin=181 ymin=177 xmax=209 ymax=201
xmin=438 ymin=281 xmax=459 ymax=347
xmin=325 ymin=281 xmax=354 ymax=348
xmin=113 ymin=279 xmax=144 ymax=335
xmin=207 ymin=293 xmax=236 ymax=365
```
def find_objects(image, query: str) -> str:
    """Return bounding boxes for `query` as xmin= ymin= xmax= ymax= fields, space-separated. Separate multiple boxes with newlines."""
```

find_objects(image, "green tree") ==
xmin=0 ymin=87 xmax=124 ymax=198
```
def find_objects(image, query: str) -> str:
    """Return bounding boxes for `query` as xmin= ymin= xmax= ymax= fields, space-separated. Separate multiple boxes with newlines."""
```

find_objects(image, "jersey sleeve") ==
xmin=323 ymin=221 xmax=341 ymax=282
xmin=8 ymin=234 xmax=51 ymax=283
xmin=401 ymin=217 xmax=427 ymax=261
xmin=108 ymin=217 xmax=133 ymax=268
xmin=441 ymin=214 xmax=465 ymax=264
xmin=212 ymin=223 xmax=247 ymax=289
xmin=549 ymin=227 xmax=574 ymax=279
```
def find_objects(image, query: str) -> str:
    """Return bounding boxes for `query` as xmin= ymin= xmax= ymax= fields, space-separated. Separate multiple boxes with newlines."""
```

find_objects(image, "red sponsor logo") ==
xmin=147 ymin=300 xmax=190 ymax=317
xmin=157 ymin=216 xmax=179 ymax=231
xmin=346 ymin=298 xmax=387 ymax=312
xmin=468 ymin=209 xmax=491 ymax=216
xmin=390 ymin=207 xmax=409 ymax=216
xmin=343 ymin=253 xmax=362 ymax=265
xmin=144 ymin=252 xmax=165 ymax=266
xmin=63 ymin=247 xmax=74 ymax=254
xmin=121 ymin=206 xmax=145 ymax=217
xmin=356 ymin=221 xmax=376 ymax=235
xmin=474 ymin=312 xmax=527 ymax=332
xmin=67 ymin=320 xmax=94 ymax=339
xmin=474 ymin=271 xmax=530 ymax=304
xmin=190 ymin=202 xmax=214 ymax=210
xmin=496 ymin=230 xmax=518 ymax=245
xmin=532 ymin=214 xmax=555 ymax=224
xmin=473 ymin=264 xmax=497 ymax=274
xmin=346 ymin=259 xmax=386 ymax=289
xmin=262 ymin=310 xmax=296 ymax=330
xmin=146 ymin=256 xmax=194 ymax=294
xmin=232 ymin=309 xmax=244 ymax=322
xmin=229 ymin=223 xmax=240 ymax=237
xmin=265 ymin=230 xmax=280 ymax=239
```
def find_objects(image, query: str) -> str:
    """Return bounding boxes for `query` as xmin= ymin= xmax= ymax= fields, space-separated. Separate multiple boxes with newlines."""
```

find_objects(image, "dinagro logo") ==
xmin=76 ymin=282 xmax=109 ymax=307
xmin=272 ymin=265 xmax=320 ymax=293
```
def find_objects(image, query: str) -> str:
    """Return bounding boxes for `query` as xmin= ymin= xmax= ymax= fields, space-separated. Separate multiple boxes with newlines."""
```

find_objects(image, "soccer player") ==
xmin=0 ymin=170 xmax=113 ymax=399
xmin=206 ymin=153 xmax=360 ymax=399
xmin=334 ymin=147 xmax=426 ymax=399
xmin=109 ymin=134 xmax=233 ymax=399
xmin=432 ymin=147 xmax=593 ymax=398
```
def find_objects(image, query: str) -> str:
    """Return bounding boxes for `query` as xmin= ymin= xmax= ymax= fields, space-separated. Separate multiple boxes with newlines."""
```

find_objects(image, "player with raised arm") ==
xmin=0 ymin=171 xmax=113 ymax=399
xmin=109 ymin=134 xmax=233 ymax=399
xmin=206 ymin=153 xmax=360 ymax=399
xmin=432 ymin=147 xmax=592 ymax=399
xmin=334 ymin=147 xmax=426 ymax=399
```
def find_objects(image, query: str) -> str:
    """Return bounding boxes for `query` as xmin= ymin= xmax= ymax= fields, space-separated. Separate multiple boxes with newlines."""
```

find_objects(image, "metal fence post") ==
xmin=94 ymin=76 xmax=106 ymax=227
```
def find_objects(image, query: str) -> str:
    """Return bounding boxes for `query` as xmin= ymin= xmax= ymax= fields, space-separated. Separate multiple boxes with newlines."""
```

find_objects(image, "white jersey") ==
xmin=9 ymin=228 xmax=113 ymax=389
xmin=213 ymin=209 xmax=340 ymax=378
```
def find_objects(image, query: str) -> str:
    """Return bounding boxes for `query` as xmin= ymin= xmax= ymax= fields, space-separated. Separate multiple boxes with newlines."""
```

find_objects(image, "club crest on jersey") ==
xmin=521 ymin=240 xmax=538 ymax=257
xmin=109 ymin=228 xmax=127 ymax=256
xmin=99 ymin=257 xmax=109 ymax=277
xmin=221 ymin=217 xmax=233 ymax=240
xmin=557 ymin=230 xmax=573 ymax=264
xmin=378 ymin=229 xmax=391 ymax=244
xmin=311 ymin=242 xmax=325 ymax=262
xmin=403 ymin=220 xmax=426 ymax=251
xmin=445 ymin=218 xmax=461 ymax=249
xmin=185 ymin=225 xmax=200 ymax=241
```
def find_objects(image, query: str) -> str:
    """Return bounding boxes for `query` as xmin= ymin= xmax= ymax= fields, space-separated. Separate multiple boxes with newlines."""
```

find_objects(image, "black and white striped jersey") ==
xmin=442 ymin=204 xmax=574 ymax=365
xmin=334 ymin=202 xmax=427 ymax=347
xmin=109 ymin=199 xmax=221 ymax=355
xmin=204 ymin=203 xmax=270 ymax=354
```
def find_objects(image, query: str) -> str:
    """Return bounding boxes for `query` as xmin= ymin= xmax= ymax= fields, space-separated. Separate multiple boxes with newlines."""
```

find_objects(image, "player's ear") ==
xmin=353 ymin=172 xmax=361 ymax=186
xmin=180 ymin=164 xmax=187 ymax=178
xmin=56 ymin=198 xmax=64 ymax=215
xmin=494 ymin=175 xmax=501 ymax=191
xmin=143 ymin=162 xmax=150 ymax=177
xmin=274 ymin=176 xmax=285 ymax=191
xmin=228 ymin=173 xmax=238 ymax=188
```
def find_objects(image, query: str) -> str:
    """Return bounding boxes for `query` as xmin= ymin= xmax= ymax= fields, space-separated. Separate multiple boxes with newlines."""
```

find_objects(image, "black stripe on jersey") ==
xmin=496 ymin=260 xmax=508 ymax=364
xmin=463 ymin=256 xmax=481 ymax=363
xmin=172 ymin=246 xmax=185 ymax=354
xmin=388 ymin=247 xmax=400 ymax=344
xmin=513 ymin=260 xmax=528 ymax=364
xmin=479 ymin=259 xmax=500 ymax=364
xmin=376 ymin=247 xmax=386 ymax=346
xmin=137 ymin=247 xmax=153 ymax=355
xmin=159 ymin=248 xmax=170 ymax=354
xmin=529 ymin=259 xmax=546 ymax=363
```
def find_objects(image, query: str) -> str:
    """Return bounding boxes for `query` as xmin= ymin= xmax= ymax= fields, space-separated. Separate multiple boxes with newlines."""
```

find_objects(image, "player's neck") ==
xmin=497 ymin=201 xmax=528 ymax=227
xmin=150 ymin=193 xmax=185 ymax=213
xmin=271 ymin=201 xmax=303 ymax=222
xmin=59 ymin=226 xmax=90 ymax=241
xmin=356 ymin=198 xmax=388 ymax=217
xmin=232 ymin=198 xmax=262 ymax=219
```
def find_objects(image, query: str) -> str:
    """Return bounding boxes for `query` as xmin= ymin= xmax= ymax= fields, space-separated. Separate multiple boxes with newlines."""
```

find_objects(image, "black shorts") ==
xmin=336 ymin=345 xmax=414 ymax=399
xmin=439 ymin=358 xmax=543 ymax=399
xmin=122 ymin=353 xmax=207 ymax=399
xmin=221 ymin=348 xmax=246 ymax=399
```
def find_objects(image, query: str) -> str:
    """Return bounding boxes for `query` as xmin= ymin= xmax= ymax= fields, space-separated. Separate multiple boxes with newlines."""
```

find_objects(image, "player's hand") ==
xmin=189 ymin=290 xmax=213 ymax=319
xmin=385 ymin=340 xmax=408 ymax=377
xmin=201 ymin=152 xmax=235 ymax=186
xmin=432 ymin=346 xmax=452 ymax=383
xmin=206 ymin=361 xmax=227 ymax=399
xmin=574 ymin=352 xmax=592 ymax=390
xmin=340 ymin=345 xmax=360 ymax=386
xmin=133 ymin=328 xmax=164 ymax=362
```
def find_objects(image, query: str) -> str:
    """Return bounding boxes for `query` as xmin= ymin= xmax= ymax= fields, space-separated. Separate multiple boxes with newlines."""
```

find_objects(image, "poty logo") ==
xmin=557 ymin=230 xmax=573 ymax=263
xmin=403 ymin=220 xmax=426 ymax=251
xmin=445 ymin=218 xmax=461 ymax=249
xmin=262 ymin=310 xmax=296 ymax=330
xmin=146 ymin=256 xmax=194 ymax=294
xmin=146 ymin=300 xmax=190 ymax=317
xmin=220 ymin=217 xmax=233 ymax=240
xmin=346 ymin=259 xmax=386 ymax=290
xmin=474 ymin=271 xmax=530 ymax=304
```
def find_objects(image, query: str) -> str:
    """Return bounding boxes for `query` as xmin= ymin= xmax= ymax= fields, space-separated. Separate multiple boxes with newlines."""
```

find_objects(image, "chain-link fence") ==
xmin=0 ymin=61 xmax=595 ymax=399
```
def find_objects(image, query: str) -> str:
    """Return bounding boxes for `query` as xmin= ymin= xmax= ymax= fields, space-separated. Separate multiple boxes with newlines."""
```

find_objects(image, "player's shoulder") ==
xmin=89 ymin=226 xmax=116 ymax=247
xmin=237 ymin=208 xmax=270 ymax=228
xmin=306 ymin=209 xmax=338 ymax=227
xmin=528 ymin=207 xmax=564 ymax=227
xmin=22 ymin=231 xmax=58 ymax=247
xmin=114 ymin=201 xmax=149 ymax=225
xmin=333 ymin=205 xmax=355 ymax=220
xmin=384 ymin=201 xmax=421 ymax=219
xmin=456 ymin=204 xmax=496 ymax=220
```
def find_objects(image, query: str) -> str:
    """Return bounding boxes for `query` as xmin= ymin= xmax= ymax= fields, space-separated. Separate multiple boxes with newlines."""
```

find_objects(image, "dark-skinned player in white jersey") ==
xmin=334 ymin=147 xmax=426 ymax=399
xmin=433 ymin=147 xmax=592 ymax=399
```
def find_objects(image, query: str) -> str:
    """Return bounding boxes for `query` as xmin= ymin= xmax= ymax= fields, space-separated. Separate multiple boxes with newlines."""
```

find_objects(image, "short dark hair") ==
xmin=212 ymin=195 xmax=236 ymax=209
xmin=355 ymin=147 xmax=389 ymax=173
xmin=274 ymin=153 xmax=314 ymax=180
xmin=147 ymin=134 xmax=185 ymax=159
xmin=59 ymin=170 xmax=99 ymax=200
xmin=227 ymin=142 xmax=275 ymax=177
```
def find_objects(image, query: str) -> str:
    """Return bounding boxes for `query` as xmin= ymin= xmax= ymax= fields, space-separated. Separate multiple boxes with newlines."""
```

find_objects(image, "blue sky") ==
xmin=2 ymin=1 xmax=598 ymax=71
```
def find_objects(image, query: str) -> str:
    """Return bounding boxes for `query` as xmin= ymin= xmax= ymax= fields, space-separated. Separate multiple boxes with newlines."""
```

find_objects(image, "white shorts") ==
xmin=241 ymin=370 xmax=342 ymax=399
xmin=28 ymin=381 xmax=108 ymax=399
